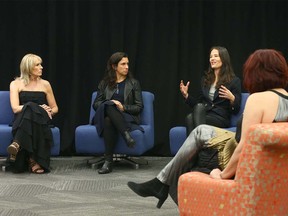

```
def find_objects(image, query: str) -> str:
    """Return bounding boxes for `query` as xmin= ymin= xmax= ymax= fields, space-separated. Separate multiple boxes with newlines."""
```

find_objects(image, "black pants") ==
xmin=103 ymin=105 xmax=128 ymax=160
xmin=185 ymin=103 xmax=228 ymax=135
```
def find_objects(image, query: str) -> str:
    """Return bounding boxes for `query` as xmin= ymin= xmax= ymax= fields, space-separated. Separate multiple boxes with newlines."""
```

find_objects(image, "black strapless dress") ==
xmin=12 ymin=91 xmax=53 ymax=172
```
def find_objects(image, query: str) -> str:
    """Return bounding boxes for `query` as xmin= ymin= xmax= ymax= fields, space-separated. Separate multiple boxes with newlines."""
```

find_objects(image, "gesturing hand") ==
xmin=180 ymin=80 xmax=190 ymax=99
xmin=219 ymin=85 xmax=235 ymax=103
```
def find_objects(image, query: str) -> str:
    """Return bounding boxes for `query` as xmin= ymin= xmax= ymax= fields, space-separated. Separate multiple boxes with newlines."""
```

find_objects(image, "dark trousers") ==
xmin=103 ymin=105 xmax=127 ymax=160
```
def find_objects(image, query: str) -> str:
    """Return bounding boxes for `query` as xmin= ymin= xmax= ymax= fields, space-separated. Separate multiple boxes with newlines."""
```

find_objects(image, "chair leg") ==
xmin=87 ymin=156 xmax=106 ymax=169
xmin=114 ymin=154 xmax=148 ymax=169
xmin=87 ymin=155 xmax=149 ymax=170
xmin=0 ymin=157 xmax=12 ymax=172
xmin=0 ymin=157 xmax=7 ymax=172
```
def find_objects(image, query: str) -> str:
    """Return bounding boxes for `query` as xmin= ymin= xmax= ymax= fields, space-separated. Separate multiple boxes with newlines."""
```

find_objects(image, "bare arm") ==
xmin=10 ymin=80 xmax=23 ymax=113
xmin=44 ymin=80 xmax=58 ymax=116
xmin=210 ymin=92 xmax=278 ymax=179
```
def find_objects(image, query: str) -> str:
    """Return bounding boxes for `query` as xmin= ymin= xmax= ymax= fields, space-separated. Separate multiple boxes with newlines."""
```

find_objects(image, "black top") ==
xmin=19 ymin=91 xmax=47 ymax=105
xmin=112 ymin=80 xmax=125 ymax=103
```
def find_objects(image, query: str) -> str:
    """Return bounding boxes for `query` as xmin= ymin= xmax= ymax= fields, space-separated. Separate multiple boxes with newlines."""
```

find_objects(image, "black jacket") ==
xmin=92 ymin=78 xmax=143 ymax=124
xmin=185 ymin=76 xmax=242 ymax=125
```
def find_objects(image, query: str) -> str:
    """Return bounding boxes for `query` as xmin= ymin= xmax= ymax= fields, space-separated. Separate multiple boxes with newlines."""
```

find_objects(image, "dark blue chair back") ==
xmin=0 ymin=91 xmax=14 ymax=124
xmin=229 ymin=93 xmax=249 ymax=128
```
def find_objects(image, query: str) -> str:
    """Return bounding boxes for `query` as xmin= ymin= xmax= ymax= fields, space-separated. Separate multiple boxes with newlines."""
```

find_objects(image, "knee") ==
xmin=195 ymin=124 xmax=209 ymax=131
xmin=105 ymin=104 xmax=117 ymax=114
xmin=193 ymin=103 xmax=206 ymax=113
xmin=104 ymin=116 xmax=112 ymax=126
xmin=186 ymin=103 xmax=205 ymax=120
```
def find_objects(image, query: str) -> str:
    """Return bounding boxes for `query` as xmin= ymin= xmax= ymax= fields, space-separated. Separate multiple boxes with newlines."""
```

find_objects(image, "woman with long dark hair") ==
xmin=92 ymin=52 xmax=143 ymax=174
xmin=180 ymin=46 xmax=242 ymax=133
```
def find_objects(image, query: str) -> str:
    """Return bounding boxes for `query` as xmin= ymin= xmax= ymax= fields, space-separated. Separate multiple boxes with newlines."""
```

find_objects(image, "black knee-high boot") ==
xmin=186 ymin=103 xmax=206 ymax=135
xmin=127 ymin=178 xmax=169 ymax=208
xmin=192 ymin=103 xmax=206 ymax=127
xmin=185 ymin=113 xmax=194 ymax=135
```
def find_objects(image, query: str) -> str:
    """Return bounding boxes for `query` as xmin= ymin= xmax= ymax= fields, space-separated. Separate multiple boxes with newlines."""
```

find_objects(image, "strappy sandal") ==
xmin=7 ymin=142 xmax=20 ymax=155
xmin=9 ymin=154 xmax=16 ymax=162
xmin=29 ymin=158 xmax=45 ymax=174
xmin=7 ymin=142 xmax=20 ymax=162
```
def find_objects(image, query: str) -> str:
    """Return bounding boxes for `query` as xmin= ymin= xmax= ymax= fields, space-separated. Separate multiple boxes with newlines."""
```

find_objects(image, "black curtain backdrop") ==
xmin=1 ymin=0 xmax=287 ymax=156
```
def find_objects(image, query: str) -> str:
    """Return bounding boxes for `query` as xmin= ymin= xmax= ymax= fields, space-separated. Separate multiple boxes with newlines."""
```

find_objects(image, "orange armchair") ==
xmin=178 ymin=123 xmax=288 ymax=215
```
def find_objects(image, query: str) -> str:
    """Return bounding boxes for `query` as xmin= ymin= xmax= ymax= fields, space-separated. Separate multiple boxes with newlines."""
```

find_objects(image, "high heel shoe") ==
xmin=127 ymin=178 xmax=169 ymax=208
xmin=122 ymin=131 xmax=136 ymax=148
xmin=98 ymin=160 xmax=113 ymax=174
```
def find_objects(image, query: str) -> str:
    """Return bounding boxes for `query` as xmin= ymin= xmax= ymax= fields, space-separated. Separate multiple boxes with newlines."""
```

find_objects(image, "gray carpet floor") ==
xmin=0 ymin=156 xmax=179 ymax=216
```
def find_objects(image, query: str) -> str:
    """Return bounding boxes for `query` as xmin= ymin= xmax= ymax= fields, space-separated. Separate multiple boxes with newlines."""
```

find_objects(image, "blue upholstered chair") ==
xmin=75 ymin=91 xmax=155 ymax=169
xmin=169 ymin=93 xmax=249 ymax=156
xmin=0 ymin=91 xmax=60 ymax=157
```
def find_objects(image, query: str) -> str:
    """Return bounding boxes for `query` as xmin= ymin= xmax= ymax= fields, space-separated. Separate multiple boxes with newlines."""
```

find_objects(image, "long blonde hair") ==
xmin=18 ymin=53 xmax=42 ymax=85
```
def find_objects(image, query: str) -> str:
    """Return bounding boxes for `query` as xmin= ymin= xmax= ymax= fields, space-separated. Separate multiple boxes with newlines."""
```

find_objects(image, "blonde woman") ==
xmin=8 ymin=53 xmax=58 ymax=174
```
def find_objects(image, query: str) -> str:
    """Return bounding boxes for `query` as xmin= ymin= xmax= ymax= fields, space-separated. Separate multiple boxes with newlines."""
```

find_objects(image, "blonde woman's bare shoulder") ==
xmin=10 ymin=77 xmax=21 ymax=84
xmin=40 ymin=79 xmax=53 ymax=90
xmin=10 ymin=78 xmax=23 ymax=89
xmin=39 ymin=78 xmax=49 ymax=85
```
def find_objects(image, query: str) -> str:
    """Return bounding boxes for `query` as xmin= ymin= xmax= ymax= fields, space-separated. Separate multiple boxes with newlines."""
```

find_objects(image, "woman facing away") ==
xmin=128 ymin=49 xmax=288 ymax=208
xmin=92 ymin=52 xmax=143 ymax=174
xmin=8 ymin=53 xmax=58 ymax=174
xmin=180 ymin=46 xmax=242 ymax=134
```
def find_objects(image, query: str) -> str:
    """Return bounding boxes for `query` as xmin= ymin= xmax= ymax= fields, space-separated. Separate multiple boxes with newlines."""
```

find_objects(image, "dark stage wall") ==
xmin=1 ymin=0 xmax=287 ymax=156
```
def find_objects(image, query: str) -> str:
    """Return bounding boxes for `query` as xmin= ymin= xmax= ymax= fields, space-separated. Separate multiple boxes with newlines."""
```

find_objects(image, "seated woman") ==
xmin=127 ymin=49 xmax=288 ymax=208
xmin=7 ymin=53 xmax=58 ymax=174
xmin=92 ymin=52 xmax=143 ymax=174
xmin=180 ymin=46 xmax=241 ymax=134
